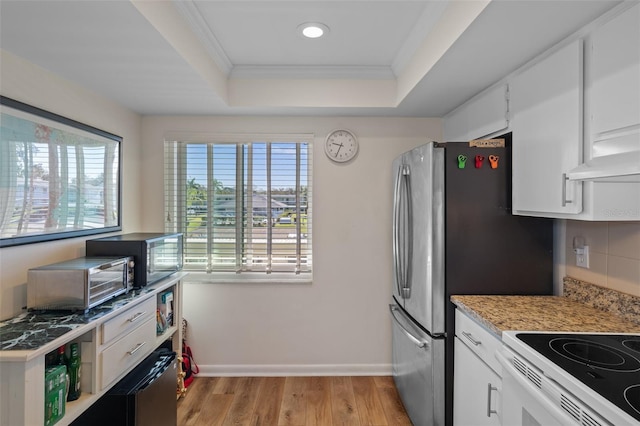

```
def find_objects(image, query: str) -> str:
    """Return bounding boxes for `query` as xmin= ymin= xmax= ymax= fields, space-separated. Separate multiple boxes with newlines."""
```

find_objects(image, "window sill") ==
xmin=183 ymin=271 xmax=312 ymax=285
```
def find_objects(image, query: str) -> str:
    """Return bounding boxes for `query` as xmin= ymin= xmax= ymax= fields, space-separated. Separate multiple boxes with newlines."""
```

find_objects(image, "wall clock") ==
xmin=325 ymin=129 xmax=358 ymax=163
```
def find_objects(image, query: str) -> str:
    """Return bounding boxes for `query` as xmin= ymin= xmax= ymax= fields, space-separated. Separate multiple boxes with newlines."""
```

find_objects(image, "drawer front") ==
xmin=101 ymin=297 xmax=155 ymax=345
xmin=100 ymin=317 xmax=155 ymax=389
xmin=455 ymin=309 xmax=502 ymax=375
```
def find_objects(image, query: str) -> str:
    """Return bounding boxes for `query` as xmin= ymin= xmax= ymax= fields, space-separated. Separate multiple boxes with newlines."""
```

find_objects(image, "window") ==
xmin=164 ymin=134 xmax=312 ymax=281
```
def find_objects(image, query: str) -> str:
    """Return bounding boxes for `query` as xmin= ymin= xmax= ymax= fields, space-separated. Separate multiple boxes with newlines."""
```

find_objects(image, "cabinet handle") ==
xmin=561 ymin=173 xmax=573 ymax=207
xmin=486 ymin=383 xmax=498 ymax=417
xmin=127 ymin=341 xmax=146 ymax=356
xmin=462 ymin=331 xmax=481 ymax=346
xmin=127 ymin=311 xmax=146 ymax=323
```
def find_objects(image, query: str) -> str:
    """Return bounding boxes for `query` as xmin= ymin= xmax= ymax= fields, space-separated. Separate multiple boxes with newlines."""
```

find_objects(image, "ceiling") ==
xmin=0 ymin=0 xmax=620 ymax=117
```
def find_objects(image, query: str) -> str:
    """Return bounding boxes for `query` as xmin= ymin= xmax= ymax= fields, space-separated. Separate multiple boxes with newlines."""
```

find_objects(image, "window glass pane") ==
xmin=212 ymin=144 xmax=236 ymax=269
xmin=183 ymin=144 xmax=207 ymax=269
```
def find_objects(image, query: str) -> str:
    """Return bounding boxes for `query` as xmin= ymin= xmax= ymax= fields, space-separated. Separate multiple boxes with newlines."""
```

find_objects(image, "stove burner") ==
xmin=549 ymin=337 xmax=640 ymax=372
xmin=516 ymin=333 xmax=640 ymax=423
xmin=623 ymin=339 xmax=640 ymax=354
xmin=625 ymin=385 xmax=640 ymax=416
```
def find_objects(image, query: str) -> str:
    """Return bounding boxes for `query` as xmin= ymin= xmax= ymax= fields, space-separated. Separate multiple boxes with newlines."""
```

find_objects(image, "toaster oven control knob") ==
xmin=128 ymin=260 xmax=135 ymax=268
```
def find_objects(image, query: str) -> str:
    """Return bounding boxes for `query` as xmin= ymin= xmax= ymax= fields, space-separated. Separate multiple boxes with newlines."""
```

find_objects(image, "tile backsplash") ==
xmin=565 ymin=221 xmax=640 ymax=297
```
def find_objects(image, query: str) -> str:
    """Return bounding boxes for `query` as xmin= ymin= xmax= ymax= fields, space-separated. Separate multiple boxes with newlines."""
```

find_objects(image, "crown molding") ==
xmin=173 ymin=0 xmax=233 ymax=75
xmin=230 ymin=65 xmax=396 ymax=80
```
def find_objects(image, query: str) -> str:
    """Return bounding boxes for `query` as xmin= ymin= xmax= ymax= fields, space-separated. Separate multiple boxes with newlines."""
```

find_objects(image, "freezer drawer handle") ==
xmin=461 ymin=331 xmax=481 ymax=346
xmin=389 ymin=305 xmax=428 ymax=349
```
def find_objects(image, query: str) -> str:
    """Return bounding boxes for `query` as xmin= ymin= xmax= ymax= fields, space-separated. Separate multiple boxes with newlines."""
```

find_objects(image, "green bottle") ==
xmin=66 ymin=343 xmax=81 ymax=402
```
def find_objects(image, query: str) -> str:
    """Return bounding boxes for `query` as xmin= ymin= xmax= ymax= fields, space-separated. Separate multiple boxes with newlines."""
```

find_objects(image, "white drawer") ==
xmin=455 ymin=309 xmax=502 ymax=375
xmin=100 ymin=317 xmax=155 ymax=389
xmin=101 ymin=297 xmax=155 ymax=345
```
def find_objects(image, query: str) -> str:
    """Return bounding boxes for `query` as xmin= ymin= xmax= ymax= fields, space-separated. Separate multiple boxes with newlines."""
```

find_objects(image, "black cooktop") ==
xmin=516 ymin=333 xmax=640 ymax=422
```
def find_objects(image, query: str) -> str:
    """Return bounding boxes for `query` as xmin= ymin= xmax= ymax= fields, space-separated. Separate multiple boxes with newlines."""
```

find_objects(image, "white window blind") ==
xmin=164 ymin=135 xmax=312 ymax=278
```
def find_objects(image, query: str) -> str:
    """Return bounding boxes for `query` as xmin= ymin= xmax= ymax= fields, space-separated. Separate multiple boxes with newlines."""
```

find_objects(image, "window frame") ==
xmin=164 ymin=133 xmax=313 ymax=283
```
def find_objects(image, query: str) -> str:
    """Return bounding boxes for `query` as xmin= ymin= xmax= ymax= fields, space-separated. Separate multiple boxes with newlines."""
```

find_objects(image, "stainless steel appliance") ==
xmin=499 ymin=331 xmax=640 ymax=425
xmin=71 ymin=348 xmax=177 ymax=426
xmin=86 ymin=232 xmax=183 ymax=288
xmin=27 ymin=256 xmax=134 ymax=311
xmin=390 ymin=136 xmax=554 ymax=426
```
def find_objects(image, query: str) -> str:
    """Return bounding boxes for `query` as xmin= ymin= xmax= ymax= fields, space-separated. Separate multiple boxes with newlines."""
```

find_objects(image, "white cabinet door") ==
xmin=444 ymin=84 xmax=509 ymax=141
xmin=511 ymin=40 xmax=583 ymax=216
xmin=444 ymin=102 xmax=470 ymax=141
xmin=453 ymin=337 xmax=502 ymax=426
xmin=589 ymin=3 xmax=640 ymax=152
xmin=466 ymin=84 xmax=509 ymax=140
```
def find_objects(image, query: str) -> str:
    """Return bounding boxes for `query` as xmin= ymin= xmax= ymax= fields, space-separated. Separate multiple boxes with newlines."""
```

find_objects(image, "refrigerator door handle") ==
xmin=401 ymin=164 xmax=413 ymax=299
xmin=389 ymin=305 xmax=427 ymax=349
xmin=392 ymin=165 xmax=404 ymax=298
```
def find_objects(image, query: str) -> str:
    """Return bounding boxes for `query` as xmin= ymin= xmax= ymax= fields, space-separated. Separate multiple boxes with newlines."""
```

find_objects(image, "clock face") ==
xmin=325 ymin=129 xmax=358 ymax=163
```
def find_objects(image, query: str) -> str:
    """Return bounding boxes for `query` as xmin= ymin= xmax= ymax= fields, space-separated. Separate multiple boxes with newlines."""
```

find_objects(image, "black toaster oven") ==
xmin=86 ymin=233 xmax=183 ymax=287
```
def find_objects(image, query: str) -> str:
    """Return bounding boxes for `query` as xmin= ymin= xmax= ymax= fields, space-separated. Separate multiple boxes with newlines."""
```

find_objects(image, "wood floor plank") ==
xmin=351 ymin=377 xmax=388 ymax=426
xmin=372 ymin=376 xmax=395 ymax=389
xmin=377 ymin=386 xmax=412 ymax=426
xmin=179 ymin=376 xmax=411 ymax=426
xmin=303 ymin=376 xmax=330 ymax=392
xmin=178 ymin=377 xmax=219 ymax=425
xmin=199 ymin=394 xmax=236 ymax=426
xmin=214 ymin=376 xmax=242 ymax=394
xmin=224 ymin=377 xmax=264 ymax=426
xmin=278 ymin=377 xmax=308 ymax=426
xmin=330 ymin=377 xmax=361 ymax=426
xmin=251 ymin=377 xmax=286 ymax=426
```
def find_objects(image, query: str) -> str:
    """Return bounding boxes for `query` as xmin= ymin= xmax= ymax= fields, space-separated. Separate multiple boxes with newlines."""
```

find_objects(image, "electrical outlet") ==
xmin=576 ymin=245 xmax=590 ymax=268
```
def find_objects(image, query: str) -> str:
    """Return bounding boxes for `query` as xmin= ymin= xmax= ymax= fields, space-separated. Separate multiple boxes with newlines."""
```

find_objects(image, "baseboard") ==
xmin=196 ymin=363 xmax=393 ymax=377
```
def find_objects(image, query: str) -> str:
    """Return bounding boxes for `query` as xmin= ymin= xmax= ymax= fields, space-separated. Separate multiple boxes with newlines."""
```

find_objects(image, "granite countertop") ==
xmin=451 ymin=295 xmax=640 ymax=337
xmin=0 ymin=272 xmax=186 ymax=358
xmin=0 ymin=288 xmax=156 ymax=352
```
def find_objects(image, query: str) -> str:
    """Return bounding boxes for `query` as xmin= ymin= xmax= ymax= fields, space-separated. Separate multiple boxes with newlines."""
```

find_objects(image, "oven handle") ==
xmin=495 ymin=350 xmax=581 ymax=426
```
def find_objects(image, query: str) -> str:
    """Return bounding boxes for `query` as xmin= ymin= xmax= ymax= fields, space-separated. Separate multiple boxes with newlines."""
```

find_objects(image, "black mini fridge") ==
xmin=72 ymin=349 xmax=177 ymax=426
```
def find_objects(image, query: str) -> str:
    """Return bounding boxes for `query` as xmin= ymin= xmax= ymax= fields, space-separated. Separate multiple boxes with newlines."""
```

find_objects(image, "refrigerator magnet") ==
xmin=475 ymin=155 xmax=485 ymax=168
xmin=457 ymin=155 xmax=467 ymax=169
xmin=489 ymin=155 xmax=499 ymax=169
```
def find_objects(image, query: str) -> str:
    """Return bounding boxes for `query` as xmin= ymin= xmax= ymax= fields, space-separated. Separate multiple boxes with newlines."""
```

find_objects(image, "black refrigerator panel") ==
xmin=444 ymin=140 xmax=553 ymax=300
xmin=442 ymin=135 xmax=554 ymax=426
xmin=71 ymin=349 xmax=177 ymax=426
xmin=443 ymin=138 xmax=553 ymax=341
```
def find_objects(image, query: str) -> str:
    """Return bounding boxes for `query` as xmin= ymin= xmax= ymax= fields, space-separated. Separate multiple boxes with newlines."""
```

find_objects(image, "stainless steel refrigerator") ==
xmin=390 ymin=136 xmax=553 ymax=426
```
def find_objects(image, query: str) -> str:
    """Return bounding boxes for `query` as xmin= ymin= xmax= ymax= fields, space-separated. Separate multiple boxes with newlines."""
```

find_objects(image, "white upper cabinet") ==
xmin=444 ymin=84 xmax=509 ymax=141
xmin=589 ymin=3 xmax=640 ymax=139
xmin=511 ymin=40 xmax=584 ymax=216
xmin=444 ymin=3 xmax=640 ymax=220
xmin=572 ymin=3 xmax=640 ymax=220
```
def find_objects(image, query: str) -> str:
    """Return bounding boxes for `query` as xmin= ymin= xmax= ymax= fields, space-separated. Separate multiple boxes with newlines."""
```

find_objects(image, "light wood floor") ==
xmin=177 ymin=376 xmax=413 ymax=426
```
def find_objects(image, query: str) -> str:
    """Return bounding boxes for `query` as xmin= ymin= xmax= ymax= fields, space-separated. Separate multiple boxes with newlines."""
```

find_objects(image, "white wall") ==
xmin=0 ymin=50 xmax=143 ymax=320
xmin=141 ymin=116 xmax=441 ymax=375
xmin=564 ymin=220 xmax=640 ymax=296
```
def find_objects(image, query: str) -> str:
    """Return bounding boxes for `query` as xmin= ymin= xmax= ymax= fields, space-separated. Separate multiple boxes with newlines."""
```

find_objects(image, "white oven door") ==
xmin=496 ymin=349 xmax=602 ymax=426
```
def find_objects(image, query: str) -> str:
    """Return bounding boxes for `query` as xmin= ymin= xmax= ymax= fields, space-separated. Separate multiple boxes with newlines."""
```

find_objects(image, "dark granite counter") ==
xmin=0 ymin=272 xmax=186 ymax=360
xmin=0 ymin=288 xmax=154 ymax=351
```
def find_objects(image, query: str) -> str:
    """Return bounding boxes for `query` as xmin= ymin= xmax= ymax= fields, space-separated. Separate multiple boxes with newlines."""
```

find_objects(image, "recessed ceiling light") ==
xmin=298 ymin=22 xmax=329 ymax=39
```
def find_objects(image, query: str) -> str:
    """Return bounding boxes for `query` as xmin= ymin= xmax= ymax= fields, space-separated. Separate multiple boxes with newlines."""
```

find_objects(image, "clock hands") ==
xmin=332 ymin=142 xmax=344 ymax=157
